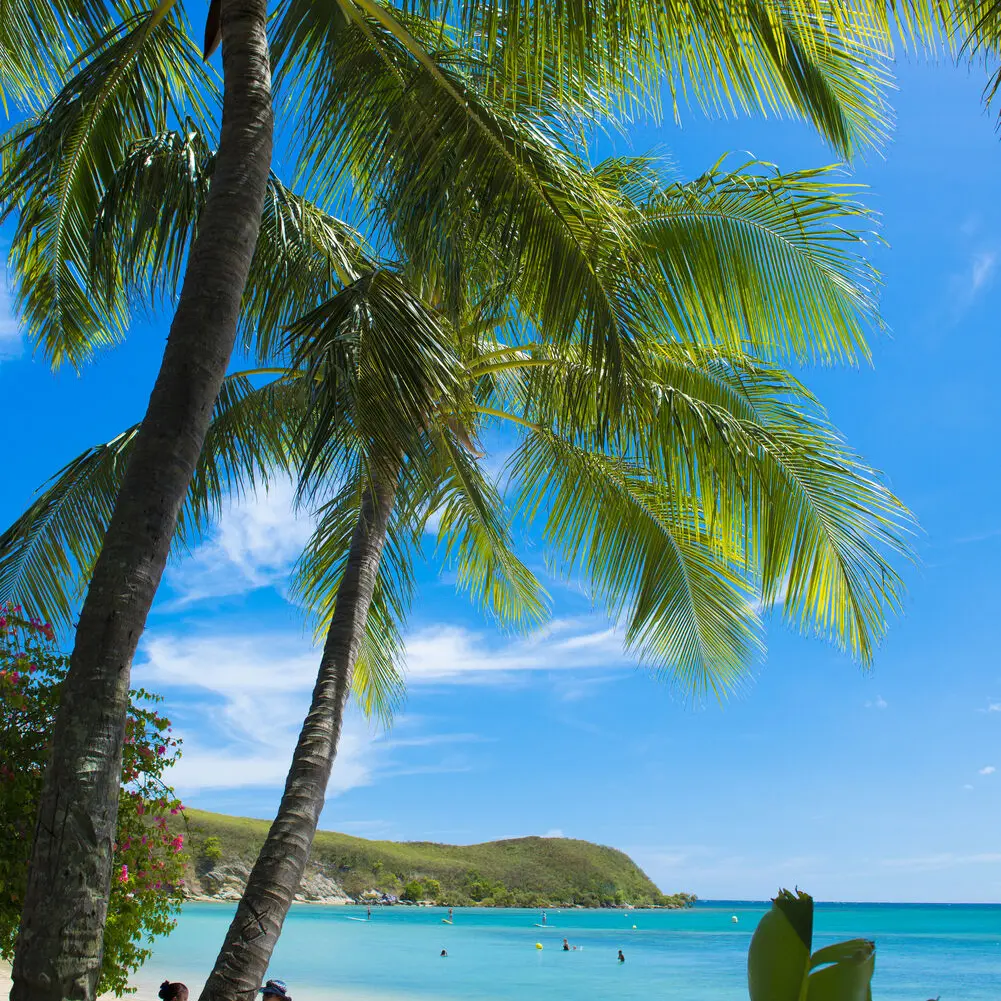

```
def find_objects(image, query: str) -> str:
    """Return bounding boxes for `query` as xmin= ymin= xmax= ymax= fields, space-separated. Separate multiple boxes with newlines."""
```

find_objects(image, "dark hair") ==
xmin=159 ymin=982 xmax=189 ymax=1001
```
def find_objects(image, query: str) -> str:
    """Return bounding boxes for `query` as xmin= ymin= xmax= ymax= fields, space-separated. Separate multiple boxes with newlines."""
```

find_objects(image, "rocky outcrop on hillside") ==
xmin=187 ymin=859 xmax=352 ymax=905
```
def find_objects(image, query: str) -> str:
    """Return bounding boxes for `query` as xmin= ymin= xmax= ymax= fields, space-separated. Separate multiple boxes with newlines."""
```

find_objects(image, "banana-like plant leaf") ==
xmin=747 ymin=889 xmax=813 ymax=1001
xmin=807 ymin=939 xmax=876 ymax=1001
xmin=748 ymin=890 xmax=876 ymax=1001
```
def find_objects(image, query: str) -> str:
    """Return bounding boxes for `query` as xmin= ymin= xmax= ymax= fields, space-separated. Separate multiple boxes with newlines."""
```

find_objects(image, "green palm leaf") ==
xmin=0 ymin=372 xmax=306 ymax=628
xmin=633 ymin=160 xmax=881 ymax=365
xmin=511 ymin=428 xmax=762 ymax=696
xmin=88 ymin=126 xmax=368 ymax=357
xmin=0 ymin=2 xmax=214 ymax=368
xmin=405 ymin=0 xmax=891 ymax=156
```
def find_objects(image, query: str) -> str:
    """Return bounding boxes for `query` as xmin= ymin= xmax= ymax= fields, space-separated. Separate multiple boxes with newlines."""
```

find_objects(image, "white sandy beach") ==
xmin=0 ymin=962 xmax=183 ymax=1001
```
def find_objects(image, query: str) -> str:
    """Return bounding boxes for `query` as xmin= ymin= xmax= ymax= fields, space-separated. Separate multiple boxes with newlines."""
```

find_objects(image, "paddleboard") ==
xmin=441 ymin=919 xmax=453 ymax=924
xmin=346 ymin=917 xmax=369 ymax=922
xmin=533 ymin=924 xmax=556 ymax=928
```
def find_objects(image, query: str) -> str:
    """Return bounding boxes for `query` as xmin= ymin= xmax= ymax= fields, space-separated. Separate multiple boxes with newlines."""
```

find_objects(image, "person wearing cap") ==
xmin=260 ymin=979 xmax=291 ymax=1001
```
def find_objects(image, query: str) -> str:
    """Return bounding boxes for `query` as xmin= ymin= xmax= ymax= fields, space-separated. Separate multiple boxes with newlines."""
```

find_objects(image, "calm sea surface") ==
xmin=141 ymin=901 xmax=1001 ymax=1001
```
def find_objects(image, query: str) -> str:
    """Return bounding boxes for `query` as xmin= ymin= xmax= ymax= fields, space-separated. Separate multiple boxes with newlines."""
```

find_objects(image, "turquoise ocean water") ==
xmin=141 ymin=901 xmax=1000 ymax=1001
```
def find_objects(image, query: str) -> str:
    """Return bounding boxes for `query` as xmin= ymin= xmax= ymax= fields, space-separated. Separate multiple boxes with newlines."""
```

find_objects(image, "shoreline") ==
xmin=183 ymin=895 xmax=686 ymax=910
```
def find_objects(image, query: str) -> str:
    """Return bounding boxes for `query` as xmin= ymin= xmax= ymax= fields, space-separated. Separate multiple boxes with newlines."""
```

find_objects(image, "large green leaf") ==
xmin=748 ymin=889 xmax=876 ymax=1001
xmin=0 ymin=1 xmax=214 ymax=368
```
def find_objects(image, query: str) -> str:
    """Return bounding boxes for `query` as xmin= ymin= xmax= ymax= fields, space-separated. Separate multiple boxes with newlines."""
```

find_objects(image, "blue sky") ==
xmin=2 ymin=50 xmax=1001 ymax=905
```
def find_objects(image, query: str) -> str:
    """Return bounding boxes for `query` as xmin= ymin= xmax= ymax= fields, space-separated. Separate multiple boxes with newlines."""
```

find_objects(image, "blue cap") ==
xmin=260 ymin=981 xmax=290 ymax=1000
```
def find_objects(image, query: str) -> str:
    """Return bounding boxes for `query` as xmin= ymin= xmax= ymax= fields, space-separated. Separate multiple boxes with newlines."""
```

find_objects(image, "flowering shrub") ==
xmin=0 ymin=605 xmax=187 ymax=995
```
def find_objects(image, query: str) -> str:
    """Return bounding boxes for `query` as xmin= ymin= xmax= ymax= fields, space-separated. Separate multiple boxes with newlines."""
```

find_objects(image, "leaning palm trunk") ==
xmin=11 ymin=3 xmax=274 ymax=1000
xmin=199 ymin=473 xmax=398 ymax=1001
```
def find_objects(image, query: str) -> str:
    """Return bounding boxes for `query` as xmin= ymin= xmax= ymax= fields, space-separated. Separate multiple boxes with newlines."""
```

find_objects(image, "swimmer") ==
xmin=440 ymin=949 xmax=448 ymax=958
xmin=158 ymin=982 xmax=188 ymax=1001
xmin=562 ymin=938 xmax=570 ymax=952
xmin=617 ymin=950 xmax=625 ymax=964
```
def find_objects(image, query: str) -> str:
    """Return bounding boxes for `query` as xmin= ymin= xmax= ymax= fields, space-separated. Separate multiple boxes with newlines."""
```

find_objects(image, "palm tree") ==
xmin=0 ymin=0 xmax=929 ymax=994
xmin=2 ymin=119 xmax=910 ymax=996
xmin=3 ymin=3 xmax=273 ymax=998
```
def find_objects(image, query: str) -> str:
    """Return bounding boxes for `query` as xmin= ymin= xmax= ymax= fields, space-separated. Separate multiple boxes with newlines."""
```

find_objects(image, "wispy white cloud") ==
xmin=403 ymin=618 xmax=631 ymax=683
xmin=164 ymin=480 xmax=314 ymax=605
xmin=954 ymin=527 xmax=1001 ymax=545
xmin=543 ymin=829 xmax=565 ymax=838
xmin=135 ymin=630 xmax=380 ymax=794
xmin=963 ymin=784 xmax=975 ymax=791
xmin=864 ymin=695 xmax=888 ymax=710
xmin=0 ymin=280 xmax=22 ymax=361
xmin=132 ymin=614 xmax=631 ymax=796
xmin=949 ymin=249 xmax=998 ymax=319
xmin=988 ymin=703 xmax=1001 ymax=713
xmin=134 ymin=628 xmax=496 ymax=798
xmin=978 ymin=765 xmax=995 ymax=776
xmin=970 ymin=251 xmax=996 ymax=292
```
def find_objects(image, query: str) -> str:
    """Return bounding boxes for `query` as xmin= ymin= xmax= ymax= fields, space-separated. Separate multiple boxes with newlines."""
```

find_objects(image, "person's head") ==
xmin=158 ymin=982 xmax=189 ymax=1001
xmin=260 ymin=979 xmax=291 ymax=1001
xmin=440 ymin=949 xmax=447 ymax=957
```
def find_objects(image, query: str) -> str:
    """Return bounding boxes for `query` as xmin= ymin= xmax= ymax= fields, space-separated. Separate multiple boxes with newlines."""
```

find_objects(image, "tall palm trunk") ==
xmin=199 ymin=472 xmax=398 ymax=1001
xmin=11 ymin=3 xmax=273 ymax=1000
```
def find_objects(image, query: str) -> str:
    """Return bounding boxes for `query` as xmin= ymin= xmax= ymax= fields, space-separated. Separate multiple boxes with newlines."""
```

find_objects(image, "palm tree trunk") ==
xmin=199 ymin=471 xmax=398 ymax=1001
xmin=11 ymin=3 xmax=273 ymax=1000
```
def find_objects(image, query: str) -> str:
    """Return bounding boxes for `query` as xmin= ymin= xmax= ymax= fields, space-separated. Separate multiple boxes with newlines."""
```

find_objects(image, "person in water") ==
xmin=260 ymin=979 xmax=292 ymax=1001
xmin=562 ymin=938 xmax=570 ymax=952
xmin=440 ymin=949 xmax=448 ymax=957
xmin=367 ymin=906 xmax=372 ymax=920
xmin=158 ymin=982 xmax=188 ymax=1001
xmin=617 ymin=950 xmax=625 ymax=964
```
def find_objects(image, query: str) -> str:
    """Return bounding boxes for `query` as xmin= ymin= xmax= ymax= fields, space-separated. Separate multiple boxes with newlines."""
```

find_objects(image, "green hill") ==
xmin=180 ymin=809 xmax=695 ymax=909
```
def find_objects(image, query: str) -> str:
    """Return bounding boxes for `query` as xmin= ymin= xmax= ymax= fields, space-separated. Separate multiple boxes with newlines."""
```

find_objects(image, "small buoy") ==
xmin=731 ymin=915 xmax=739 ymax=924
xmin=632 ymin=925 xmax=637 ymax=929
xmin=535 ymin=942 xmax=543 ymax=950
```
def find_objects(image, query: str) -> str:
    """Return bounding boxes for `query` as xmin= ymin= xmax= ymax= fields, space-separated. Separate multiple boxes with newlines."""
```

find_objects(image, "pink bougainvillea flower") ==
xmin=119 ymin=864 xmax=129 ymax=884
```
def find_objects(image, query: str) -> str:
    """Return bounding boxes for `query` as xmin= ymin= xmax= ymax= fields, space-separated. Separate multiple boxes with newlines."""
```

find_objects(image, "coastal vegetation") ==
xmin=0 ymin=610 xmax=186 ymax=995
xmin=181 ymin=810 xmax=692 ymax=910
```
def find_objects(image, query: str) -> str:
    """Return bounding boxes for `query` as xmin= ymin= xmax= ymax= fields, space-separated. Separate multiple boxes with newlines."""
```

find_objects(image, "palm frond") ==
xmin=510 ymin=428 xmax=762 ymax=697
xmin=88 ymin=125 xmax=369 ymax=357
xmin=276 ymin=5 xmax=647 ymax=388
xmin=427 ymin=429 xmax=549 ymax=630
xmin=0 ymin=372 xmax=306 ymax=629
xmin=633 ymin=159 xmax=882 ymax=365
xmin=404 ymin=0 xmax=892 ymax=156
xmin=479 ymin=340 xmax=911 ymax=669
xmin=0 ymin=3 xmax=215 ymax=368
xmin=0 ymin=0 xmax=114 ymax=110
xmin=286 ymin=269 xmax=465 ymax=491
